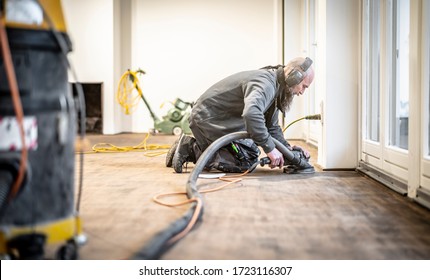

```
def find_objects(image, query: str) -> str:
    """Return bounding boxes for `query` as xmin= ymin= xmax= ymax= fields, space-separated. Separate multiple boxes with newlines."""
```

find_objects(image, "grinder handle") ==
xmin=259 ymin=157 xmax=271 ymax=167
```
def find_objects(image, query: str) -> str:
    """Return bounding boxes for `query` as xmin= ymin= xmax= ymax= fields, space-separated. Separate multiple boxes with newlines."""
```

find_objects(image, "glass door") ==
xmin=362 ymin=0 xmax=382 ymax=168
xmin=303 ymin=0 xmax=320 ymax=146
xmin=420 ymin=0 xmax=430 ymax=192
xmin=361 ymin=0 xmax=410 ymax=185
xmin=388 ymin=0 xmax=409 ymax=150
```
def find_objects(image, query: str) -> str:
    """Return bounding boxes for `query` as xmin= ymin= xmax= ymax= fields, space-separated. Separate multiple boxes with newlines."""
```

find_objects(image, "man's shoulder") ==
xmin=232 ymin=68 xmax=276 ymax=82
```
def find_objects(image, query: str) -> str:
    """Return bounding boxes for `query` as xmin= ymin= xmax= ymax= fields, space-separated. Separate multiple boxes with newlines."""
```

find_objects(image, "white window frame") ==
xmin=420 ymin=0 xmax=430 ymax=190
xmin=361 ymin=0 xmax=410 ymax=183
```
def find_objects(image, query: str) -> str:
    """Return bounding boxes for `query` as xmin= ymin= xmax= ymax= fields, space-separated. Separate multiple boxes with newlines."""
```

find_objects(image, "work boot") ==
xmin=165 ymin=137 xmax=180 ymax=167
xmin=172 ymin=134 xmax=197 ymax=173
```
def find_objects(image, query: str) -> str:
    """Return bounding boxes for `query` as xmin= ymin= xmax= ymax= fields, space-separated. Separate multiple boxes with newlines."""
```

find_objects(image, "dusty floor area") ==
xmin=63 ymin=133 xmax=430 ymax=260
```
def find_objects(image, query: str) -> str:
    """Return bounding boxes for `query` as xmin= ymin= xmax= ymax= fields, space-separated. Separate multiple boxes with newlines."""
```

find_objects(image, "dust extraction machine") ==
xmin=0 ymin=0 xmax=85 ymax=259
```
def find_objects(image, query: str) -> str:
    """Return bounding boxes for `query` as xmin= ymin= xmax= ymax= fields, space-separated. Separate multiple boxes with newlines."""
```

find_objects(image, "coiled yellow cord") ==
xmin=78 ymin=133 xmax=171 ymax=157
xmin=116 ymin=69 xmax=145 ymax=115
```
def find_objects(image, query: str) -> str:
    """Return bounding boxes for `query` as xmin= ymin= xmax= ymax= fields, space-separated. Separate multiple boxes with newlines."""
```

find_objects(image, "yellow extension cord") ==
xmin=77 ymin=132 xmax=171 ymax=157
xmin=116 ymin=69 xmax=145 ymax=115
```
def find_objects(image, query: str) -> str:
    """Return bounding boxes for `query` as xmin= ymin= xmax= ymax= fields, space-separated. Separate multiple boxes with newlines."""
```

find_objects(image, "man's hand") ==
xmin=291 ymin=145 xmax=310 ymax=160
xmin=266 ymin=148 xmax=284 ymax=169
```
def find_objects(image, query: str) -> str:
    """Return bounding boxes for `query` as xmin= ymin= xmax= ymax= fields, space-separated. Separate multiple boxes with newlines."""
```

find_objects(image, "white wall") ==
xmin=283 ymin=0 xmax=307 ymax=139
xmin=114 ymin=0 xmax=133 ymax=132
xmin=318 ymin=0 xmax=359 ymax=169
xmin=63 ymin=0 xmax=283 ymax=134
xmin=129 ymin=0 xmax=283 ymax=132
xmin=284 ymin=0 xmax=303 ymax=59
xmin=61 ymin=0 xmax=119 ymax=134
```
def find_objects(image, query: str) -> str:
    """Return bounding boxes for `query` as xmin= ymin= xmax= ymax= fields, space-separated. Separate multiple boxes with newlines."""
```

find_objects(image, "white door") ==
xmin=301 ymin=0 xmax=320 ymax=147
xmin=361 ymin=0 xmax=410 ymax=192
xmin=361 ymin=0 xmax=430 ymax=206
xmin=419 ymin=0 xmax=430 ymax=206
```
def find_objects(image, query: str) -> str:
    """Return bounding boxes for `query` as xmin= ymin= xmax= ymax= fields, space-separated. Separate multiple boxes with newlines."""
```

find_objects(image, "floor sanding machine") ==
xmin=117 ymin=69 xmax=193 ymax=136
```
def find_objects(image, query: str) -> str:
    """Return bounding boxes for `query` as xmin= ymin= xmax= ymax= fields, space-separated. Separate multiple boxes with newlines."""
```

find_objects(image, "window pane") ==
xmin=389 ymin=0 xmax=409 ymax=149
xmin=366 ymin=0 xmax=380 ymax=142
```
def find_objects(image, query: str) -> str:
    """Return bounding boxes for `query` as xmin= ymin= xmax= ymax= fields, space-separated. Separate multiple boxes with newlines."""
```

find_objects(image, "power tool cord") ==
xmin=89 ymin=132 xmax=170 ymax=157
xmin=152 ymin=171 xmax=247 ymax=245
xmin=282 ymin=113 xmax=321 ymax=133
xmin=0 ymin=11 xmax=28 ymax=202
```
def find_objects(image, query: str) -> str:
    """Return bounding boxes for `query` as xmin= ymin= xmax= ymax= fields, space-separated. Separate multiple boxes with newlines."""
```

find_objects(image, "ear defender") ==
xmin=285 ymin=57 xmax=313 ymax=87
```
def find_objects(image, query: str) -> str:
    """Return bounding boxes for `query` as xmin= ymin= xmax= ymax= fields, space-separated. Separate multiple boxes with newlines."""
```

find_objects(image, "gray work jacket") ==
xmin=190 ymin=68 xmax=290 ymax=153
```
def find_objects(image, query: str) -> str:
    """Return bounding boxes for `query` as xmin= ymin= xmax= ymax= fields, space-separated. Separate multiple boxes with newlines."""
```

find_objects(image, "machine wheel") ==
xmin=172 ymin=126 xmax=183 ymax=136
xmin=56 ymin=241 xmax=78 ymax=260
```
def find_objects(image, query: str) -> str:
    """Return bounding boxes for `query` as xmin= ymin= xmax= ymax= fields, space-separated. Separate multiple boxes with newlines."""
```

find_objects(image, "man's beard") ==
xmin=279 ymin=88 xmax=294 ymax=113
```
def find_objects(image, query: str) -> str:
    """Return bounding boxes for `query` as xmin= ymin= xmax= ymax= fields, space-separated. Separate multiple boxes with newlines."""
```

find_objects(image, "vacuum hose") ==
xmin=133 ymin=131 xmax=312 ymax=259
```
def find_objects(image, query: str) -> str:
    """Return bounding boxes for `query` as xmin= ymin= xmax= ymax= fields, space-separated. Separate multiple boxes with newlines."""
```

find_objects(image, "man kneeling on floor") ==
xmin=166 ymin=57 xmax=315 ymax=174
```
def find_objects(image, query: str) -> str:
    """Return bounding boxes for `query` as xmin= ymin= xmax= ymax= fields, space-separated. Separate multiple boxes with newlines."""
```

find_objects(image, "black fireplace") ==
xmin=72 ymin=82 xmax=103 ymax=134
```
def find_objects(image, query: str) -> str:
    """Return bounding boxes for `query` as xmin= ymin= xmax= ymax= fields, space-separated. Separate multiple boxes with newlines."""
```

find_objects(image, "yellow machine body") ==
xmin=0 ymin=216 xmax=84 ymax=254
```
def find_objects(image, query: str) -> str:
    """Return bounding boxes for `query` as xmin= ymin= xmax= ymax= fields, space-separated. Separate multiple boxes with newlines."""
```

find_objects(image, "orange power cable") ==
xmin=0 ymin=14 xmax=27 ymax=200
xmin=152 ymin=170 xmax=250 ymax=244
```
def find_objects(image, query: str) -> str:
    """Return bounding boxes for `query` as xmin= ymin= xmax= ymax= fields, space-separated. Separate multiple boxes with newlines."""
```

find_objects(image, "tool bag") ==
xmin=210 ymin=139 xmax=260 ymax=173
